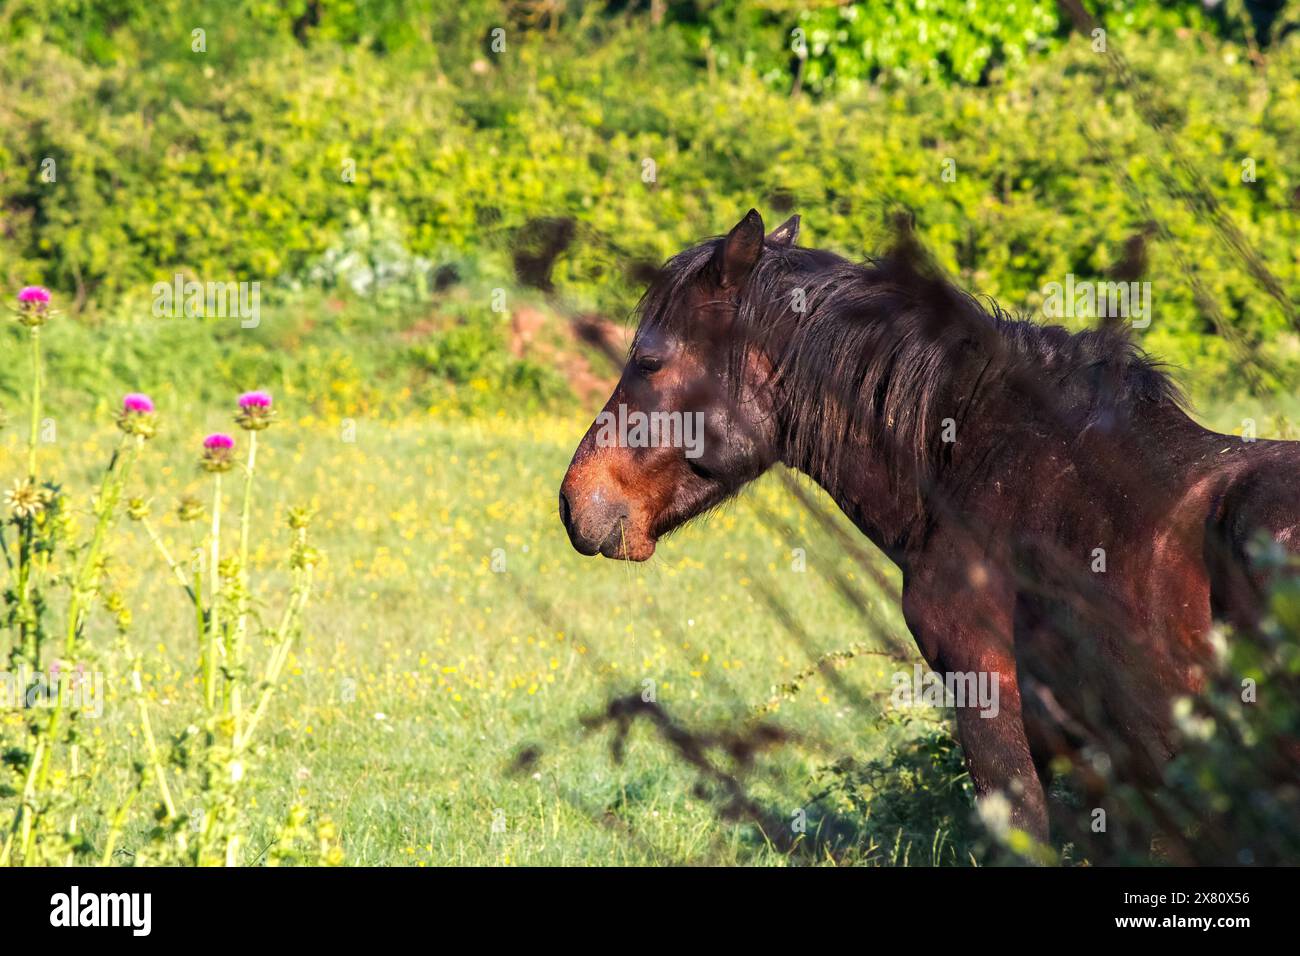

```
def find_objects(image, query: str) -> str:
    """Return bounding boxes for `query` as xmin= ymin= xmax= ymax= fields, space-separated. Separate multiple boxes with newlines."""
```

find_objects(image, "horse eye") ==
xmin=688 ymin=458 xmax=718 ymax=483
xmin=635 ymin=355 xmax=663 ymax=374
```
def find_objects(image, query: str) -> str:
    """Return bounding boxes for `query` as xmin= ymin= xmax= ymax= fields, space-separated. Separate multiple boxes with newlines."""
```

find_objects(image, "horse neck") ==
xmin=800 ymin=448 xmax=925 ymax=562
xmin=754 ymin=271 xmax=953 ymax=558
xmin=770 ymin=379 xmax=933 ymax=562
xmin=772 ymin=343 xmax=1207 ymax=563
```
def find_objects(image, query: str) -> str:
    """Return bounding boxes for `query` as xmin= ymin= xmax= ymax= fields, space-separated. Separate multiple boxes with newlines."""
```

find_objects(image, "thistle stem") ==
xmin=236 ymin=562 xmax=312 ymax=751
xmin=27 ymin=326 xmax=40 ymax=480
xmin=209 ymin=472 xmax=223 ymax=715
xmin=14 ymin=327 xmax=42 ymax=666
xmin=231 ymin=431 xmax=257 ymax=733
xmin=140 ymin=516 xmax=197 ymax=602
xmin=132 ymin=663 xmax=177 ymax=821
xmin=99 ymin=782 xmax=142 ymax=867
xmin=15 ymin=518 xmax=34 ymax=664
xmin=10 ymin=434 xmax=138 ymax=863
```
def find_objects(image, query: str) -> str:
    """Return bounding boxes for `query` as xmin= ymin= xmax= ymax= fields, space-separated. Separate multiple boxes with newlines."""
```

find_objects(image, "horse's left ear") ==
xmin=717 ymin=209 xmax=765 ymax=288
xmin=766 ymin=215 xmax=800 ymax=247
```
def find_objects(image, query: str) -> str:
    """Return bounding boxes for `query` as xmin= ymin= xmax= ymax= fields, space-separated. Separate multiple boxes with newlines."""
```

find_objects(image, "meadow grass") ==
xmin=4 ymin=384 xmax=1296 ymax=865
xmin=2 ymin=397 xmax=973 ymax=865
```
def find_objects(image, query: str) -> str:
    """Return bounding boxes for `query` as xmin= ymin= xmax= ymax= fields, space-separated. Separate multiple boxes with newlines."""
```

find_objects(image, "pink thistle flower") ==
xmin=13 ymin=286 xmax=53 ymax=327
xmin=235 ymin=390 xmax=276 ymax=430
xmin=116 ymin=392 xmax=158 ymax=438
xmin=200 ymin=432 xmax=236 ymax=473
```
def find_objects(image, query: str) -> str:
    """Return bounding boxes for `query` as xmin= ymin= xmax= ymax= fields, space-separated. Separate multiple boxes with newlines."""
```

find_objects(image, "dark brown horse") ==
xmin=558 ymin=209 xmax=1300 ymax=843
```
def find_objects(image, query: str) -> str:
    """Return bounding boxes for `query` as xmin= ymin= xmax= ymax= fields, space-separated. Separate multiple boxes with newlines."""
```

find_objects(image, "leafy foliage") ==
xmin=3 ymin=7 xmax=1299 ymax=403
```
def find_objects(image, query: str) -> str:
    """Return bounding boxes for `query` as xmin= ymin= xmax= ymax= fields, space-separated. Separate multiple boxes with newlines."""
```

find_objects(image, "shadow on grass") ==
xmin=535 ymin=691 xmax=997 ymax=866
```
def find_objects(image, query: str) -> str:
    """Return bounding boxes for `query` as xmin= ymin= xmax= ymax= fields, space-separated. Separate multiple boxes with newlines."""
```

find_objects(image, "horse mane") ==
xmin=635 ymin=235 xmax=1186 ymax=496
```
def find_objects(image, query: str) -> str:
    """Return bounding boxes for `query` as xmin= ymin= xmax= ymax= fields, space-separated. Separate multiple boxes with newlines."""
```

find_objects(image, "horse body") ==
xmin=885 ymin=386 xmax=1299 ymax=833
xmin=559 ymin=210 xmax=1300 ymax=842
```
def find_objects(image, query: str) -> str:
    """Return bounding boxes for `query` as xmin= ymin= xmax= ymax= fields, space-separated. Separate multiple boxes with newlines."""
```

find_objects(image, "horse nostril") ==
xmin=558 ymin=490 xmax=572 ymax=532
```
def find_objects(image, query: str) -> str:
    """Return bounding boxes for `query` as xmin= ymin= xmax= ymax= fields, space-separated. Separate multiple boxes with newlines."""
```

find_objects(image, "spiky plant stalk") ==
xmin=26 ymin=326 xmax=39 ymax=481
xmin=14 ymin=326 xmax=42 ymax=665
xmin=5 ymin=432 xmax=140 ymax=864
xmin=208 ymin=472 xmax=222 ymax=713
xmin=231 ymin=429 xmax=257 ymax=733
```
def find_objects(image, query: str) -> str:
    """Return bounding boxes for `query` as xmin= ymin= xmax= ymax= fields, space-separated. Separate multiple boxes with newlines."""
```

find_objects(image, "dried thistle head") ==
xmin=6 ymin=478 xmax=51 ymax=519
xmin=177 ymin=495 xmax=206 ymax=522
xmin=291 ymin=544 xmax=321 ymax=570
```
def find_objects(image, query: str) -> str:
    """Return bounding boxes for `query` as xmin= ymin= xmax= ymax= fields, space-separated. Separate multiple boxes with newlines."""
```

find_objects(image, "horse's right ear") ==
xmin=716 ymin=209 xmax=765 ymax=288
xmin=766 ymin=215 xmax=800 ymax=247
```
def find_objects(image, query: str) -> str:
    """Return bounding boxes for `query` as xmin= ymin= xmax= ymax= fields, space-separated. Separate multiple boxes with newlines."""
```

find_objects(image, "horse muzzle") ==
xmin=558 ymin=486 xmax=654 ymax=561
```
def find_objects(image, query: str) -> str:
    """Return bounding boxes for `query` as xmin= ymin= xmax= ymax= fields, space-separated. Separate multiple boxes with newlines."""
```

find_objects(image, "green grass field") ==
xmin=2 ymin=399 xmax=976 ymax=865
xmin=6 ymin=383 xmax=1294 ymax=866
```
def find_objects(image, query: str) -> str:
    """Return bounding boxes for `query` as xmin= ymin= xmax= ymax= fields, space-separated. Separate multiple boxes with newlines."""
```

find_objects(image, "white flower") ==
xmin=977 ymin=792 xmax=1012 ymax=837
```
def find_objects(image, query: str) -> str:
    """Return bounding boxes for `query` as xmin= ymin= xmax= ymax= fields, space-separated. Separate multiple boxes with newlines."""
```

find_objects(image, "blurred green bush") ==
xmin=1 ymin=1 xmax=1298 ymax=407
